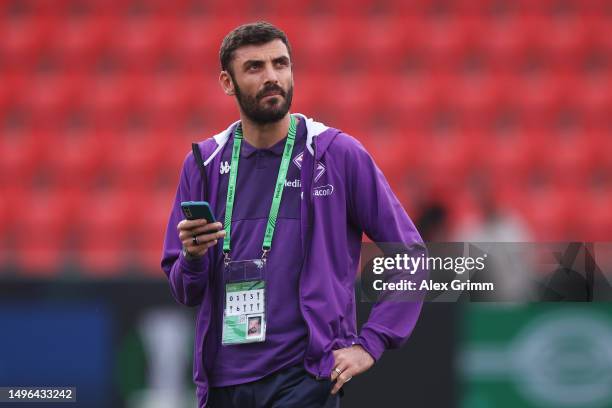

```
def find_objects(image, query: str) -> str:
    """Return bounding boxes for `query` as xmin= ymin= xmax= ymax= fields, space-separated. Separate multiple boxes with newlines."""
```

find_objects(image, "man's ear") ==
xmin=219 ymin=71 xmax=235 ymax=96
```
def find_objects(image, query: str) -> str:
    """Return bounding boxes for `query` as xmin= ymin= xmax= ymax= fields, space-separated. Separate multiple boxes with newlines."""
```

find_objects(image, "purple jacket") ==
xmin=161 ymin=114 xmax=425 ymax=407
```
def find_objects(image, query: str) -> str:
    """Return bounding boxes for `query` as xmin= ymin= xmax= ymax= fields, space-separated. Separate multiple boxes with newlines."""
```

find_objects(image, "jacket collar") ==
xmin=205 ymin=113 xmax=331 ymax=166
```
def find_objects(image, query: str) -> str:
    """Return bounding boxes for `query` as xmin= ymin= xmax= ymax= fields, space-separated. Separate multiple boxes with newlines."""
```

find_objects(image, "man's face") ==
xmin=223 ymin=39 xmax=293 ymax=124
xmin=248 ymin=318 xmax=261 ymax=335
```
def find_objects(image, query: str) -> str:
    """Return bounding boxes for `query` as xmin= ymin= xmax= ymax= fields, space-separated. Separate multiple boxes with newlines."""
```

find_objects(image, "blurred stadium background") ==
xmin=0 ymin=0 xmax=611 ymax=407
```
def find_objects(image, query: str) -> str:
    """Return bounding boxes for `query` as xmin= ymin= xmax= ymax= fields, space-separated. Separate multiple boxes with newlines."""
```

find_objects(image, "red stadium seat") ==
xmin=590 ymin=130 xmax=612 ymax=174
xmin=108 ymin=15 xmax=175 ymax=72
xmin=171 ymin=17 xmax=236 ymax=75
xmin=48 ymin=14 xmax=114 ymax=71
xmin=134 ymin=189 xmax=176 ymax=276
xmin=531 ymin=15 xmax=590 ymax=62
xmin=330 ymin=73 xmax=378 ymax=129
xmin=13 ymin=188 xmax=78 ymax=276
xmin=17 ymin=73 xmax=84 ymax=123
xmin=480 ymin=17 xmax=533 ymax=68
xmin=0 ymin=127 xmax=43 ymax=187
xmin=44 ymin=127 xmax=109 ymax=189
xmin=140 ymin=74 xmax=200 ymax=121
xmin=291 ymin=74 xmax=323 ymax=117
xmin=534 ymin=106 xmax=599 ymax=188
xmin=192 ymin=0 xmax=254 ymax=16
xmin=84 ymin=74 xmax=142 ymax=123
xmin=287 ymin=17 xmax=346 ymax=74
xmin=0 ymin=185 xmax=16 ymax=267
xmin=581 ymin=190 xmax=612 ymax=241
xmin=420 ymin=15 xmax=474 ymax=68
xmin=420 ymin=130 xmax=478 ymax=187
xmin=386 ymin=75 xmax=441 ymax=119
xmin=524 ymin=0 xmax=609 ymax=16
xmin=517 ymin=182 xmax=572 ymax=241
xmin=98 ymin=128 xmax=167 ymax=191
xmin=479 ymin=127 xmax=542 ymax=183
xmin=344 ymin=17 xmax=407 ymax=74
xmin=360 ymin=128 xmax=425 ymax=188
xmin=447 ymin=74 xmax=503 ymax=115
xmin=570 ymin=73 xmax=612 ymax=119
xmin=75 ymin=187 xmax=141 ymax=276
xmin=0 ymin=14 xmax=54 ymax=67
xmin=510 ymin=71 xmax=566 ymax=114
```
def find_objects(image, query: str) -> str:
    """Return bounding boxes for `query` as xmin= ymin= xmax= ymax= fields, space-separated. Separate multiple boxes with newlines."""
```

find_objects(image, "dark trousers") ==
xmin=207 ymin=364 xmax=342 ymax=408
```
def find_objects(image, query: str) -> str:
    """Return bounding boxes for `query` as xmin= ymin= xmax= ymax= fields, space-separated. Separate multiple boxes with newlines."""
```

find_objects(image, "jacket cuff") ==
xmin=356 ymin=326 xmax=387 ymax=361
xmin=179 ymin=250 xmax=207 ymax=274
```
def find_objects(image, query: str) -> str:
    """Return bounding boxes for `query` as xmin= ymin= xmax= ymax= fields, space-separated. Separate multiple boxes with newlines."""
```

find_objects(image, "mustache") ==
xmin=256 ymin=84 xmax=286 ymax=100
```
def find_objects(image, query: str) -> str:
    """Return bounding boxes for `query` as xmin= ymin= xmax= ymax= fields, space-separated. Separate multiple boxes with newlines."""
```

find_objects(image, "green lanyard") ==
xmin=223 ymin=115 xmax=297 ymax=261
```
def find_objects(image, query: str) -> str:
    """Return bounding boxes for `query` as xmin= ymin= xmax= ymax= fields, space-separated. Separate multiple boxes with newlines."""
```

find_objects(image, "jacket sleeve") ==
xmin=160 ymin=153 xmax=210 ymax=307
xmin=345 ymin=137 xmax=427 ymax=361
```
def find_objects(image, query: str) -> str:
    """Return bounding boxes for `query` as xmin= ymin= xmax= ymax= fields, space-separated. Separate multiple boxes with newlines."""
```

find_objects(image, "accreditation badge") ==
xmin=222 ymin=259 xmax=267 ymax=345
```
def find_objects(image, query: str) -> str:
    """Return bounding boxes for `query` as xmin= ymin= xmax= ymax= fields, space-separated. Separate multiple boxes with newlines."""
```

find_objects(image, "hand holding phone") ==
xmin=178 ymin=201 xmax=225 ymax=260
xmin=181 ymin=201 xmax=216 ymax=222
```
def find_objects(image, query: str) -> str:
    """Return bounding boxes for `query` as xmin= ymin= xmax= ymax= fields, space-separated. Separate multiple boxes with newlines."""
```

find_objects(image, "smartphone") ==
xmin=181 ymin=201 xmax=216 ymax=223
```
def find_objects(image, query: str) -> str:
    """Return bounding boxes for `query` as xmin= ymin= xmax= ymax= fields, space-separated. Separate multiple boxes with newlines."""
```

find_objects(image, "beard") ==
xmin=232 ymin=77 xmax=294 ymax=125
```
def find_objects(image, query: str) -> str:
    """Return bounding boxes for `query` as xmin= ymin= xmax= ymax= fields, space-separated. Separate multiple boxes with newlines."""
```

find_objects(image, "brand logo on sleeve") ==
xmin=220 ymin=161 xmax=230 ymax=175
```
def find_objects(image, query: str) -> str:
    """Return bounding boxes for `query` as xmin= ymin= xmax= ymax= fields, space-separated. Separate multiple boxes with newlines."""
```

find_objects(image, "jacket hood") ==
xmin=202 ymin=113 xmax=341 ymax=165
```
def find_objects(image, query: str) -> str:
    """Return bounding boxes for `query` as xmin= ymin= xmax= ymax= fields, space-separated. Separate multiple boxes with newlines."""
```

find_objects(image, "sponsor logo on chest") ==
xmin=313 ymin=184 xmax=334 ymax=197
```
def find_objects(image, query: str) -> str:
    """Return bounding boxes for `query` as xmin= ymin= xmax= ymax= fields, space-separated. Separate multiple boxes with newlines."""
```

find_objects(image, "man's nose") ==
xmin=262 ymin=62 xmax=280 ymax=83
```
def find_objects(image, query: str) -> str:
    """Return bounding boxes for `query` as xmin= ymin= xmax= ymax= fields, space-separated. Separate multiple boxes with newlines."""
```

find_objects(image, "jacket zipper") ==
xmin=298 ymin=136 xmax=318 ymax=377
xmin=196 ymin=144 xmax=216 ymax=406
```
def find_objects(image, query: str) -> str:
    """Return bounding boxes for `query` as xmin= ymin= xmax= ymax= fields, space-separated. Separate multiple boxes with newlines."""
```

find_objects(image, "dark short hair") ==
xmin=219 ymin=21 xmax=292 ymax=73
